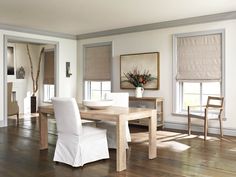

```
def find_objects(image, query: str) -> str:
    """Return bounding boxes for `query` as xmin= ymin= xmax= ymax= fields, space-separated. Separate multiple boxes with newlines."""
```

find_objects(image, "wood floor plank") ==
xmin=1 ymin=118 xmax=236 ymax=177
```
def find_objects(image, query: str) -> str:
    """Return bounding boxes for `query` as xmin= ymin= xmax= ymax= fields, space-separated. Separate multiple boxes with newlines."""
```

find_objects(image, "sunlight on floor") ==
xmin=176 ymin=134 xmax=197 ymax=140
xmin=20 ymin=113 xmax=39 ymax=119
xmin=131 ymin=130 xmax=223 ymax=152
xmin=197 ymin=135 xmax=220 ymax=141
xmin=8 ymin=113 xmax=39 ymax=120
xmin=229 ymin=147 xmax=236 ymax=152
xmin=131 ymin=131 xmax=196 ymax=143
xmin=157 ymin=141 xmax=190 ymax=152
xmin=131 ymin=131 xmax=191 ymax=152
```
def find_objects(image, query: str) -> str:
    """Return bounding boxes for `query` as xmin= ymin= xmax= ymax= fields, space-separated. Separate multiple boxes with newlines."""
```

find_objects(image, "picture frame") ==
xmin=7 ymin=44 xmax=16 ymax=76
xmin=120 ymin=52 xmax=160 ymax=90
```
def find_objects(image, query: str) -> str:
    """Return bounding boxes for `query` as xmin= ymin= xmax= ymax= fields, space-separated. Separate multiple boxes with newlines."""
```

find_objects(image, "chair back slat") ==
xmin=207 ymin=96 xmax=224 ymax=108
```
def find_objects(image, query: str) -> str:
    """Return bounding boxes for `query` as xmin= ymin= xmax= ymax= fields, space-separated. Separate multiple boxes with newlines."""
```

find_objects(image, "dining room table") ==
xmin=38 ymin=104 xmax=157 ymax=172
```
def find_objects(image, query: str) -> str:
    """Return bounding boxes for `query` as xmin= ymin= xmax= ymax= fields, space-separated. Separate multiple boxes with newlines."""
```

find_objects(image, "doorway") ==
xmin=4 ymin=36 xmax=59 ymax=126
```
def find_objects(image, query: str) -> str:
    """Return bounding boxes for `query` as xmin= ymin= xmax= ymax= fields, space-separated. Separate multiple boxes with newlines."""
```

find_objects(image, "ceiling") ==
xmin=0 ymin=0 xmax=236 ymax=36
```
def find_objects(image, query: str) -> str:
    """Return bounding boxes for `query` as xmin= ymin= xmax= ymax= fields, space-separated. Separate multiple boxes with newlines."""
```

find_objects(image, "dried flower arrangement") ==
xmin=123 ymin=68 xmax=156 ymax=87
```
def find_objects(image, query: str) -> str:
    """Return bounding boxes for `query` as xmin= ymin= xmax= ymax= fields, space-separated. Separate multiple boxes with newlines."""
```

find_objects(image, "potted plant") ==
xmin=26 ymin=44 xmax=45 ymax=113
xmin=123 ymin=68 xmax=156 ymax=98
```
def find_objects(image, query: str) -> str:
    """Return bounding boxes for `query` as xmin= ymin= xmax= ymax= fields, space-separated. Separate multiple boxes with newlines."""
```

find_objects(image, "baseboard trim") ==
xmin=165 ymin=121 xmax=236 ymax=137
xmin=0 ymin=120 xmax=5 ymax=127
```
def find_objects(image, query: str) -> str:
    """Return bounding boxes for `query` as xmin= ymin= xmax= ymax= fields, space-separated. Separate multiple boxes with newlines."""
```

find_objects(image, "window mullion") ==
xmin=88 ymin=81 xmax=91 ymax=100
xmin=180 ymin=82 xmax=183 ymax=112
xmin=47 ymin=86 xmax=49 ymax=101
xmin=100 ymin=82 xmax=103 ymax=100
xmin=200 ymin=82 xmax=203 ymax=111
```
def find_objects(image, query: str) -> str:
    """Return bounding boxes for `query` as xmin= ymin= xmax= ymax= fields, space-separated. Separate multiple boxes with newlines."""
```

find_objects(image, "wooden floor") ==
xmin=1 ymin=118 xmax=236 ymax=177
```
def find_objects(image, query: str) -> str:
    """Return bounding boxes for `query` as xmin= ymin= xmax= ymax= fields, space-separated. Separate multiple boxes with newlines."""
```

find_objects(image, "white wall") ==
xmin=0 ymin=30 xmax=77 ymax=126
xmin=77 ymin=19 xmax=236 ymax=136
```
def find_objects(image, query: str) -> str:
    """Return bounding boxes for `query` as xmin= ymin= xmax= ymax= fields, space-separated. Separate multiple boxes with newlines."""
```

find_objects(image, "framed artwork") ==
xmin=120 ymin=52 xmax=160 ymax=90
xmin=7 ymin=45 xmax=15 ymax=76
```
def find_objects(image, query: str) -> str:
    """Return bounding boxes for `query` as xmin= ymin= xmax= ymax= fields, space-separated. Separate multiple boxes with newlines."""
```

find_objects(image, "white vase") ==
xmin=135 ymin=87 xmax=144 ymax=98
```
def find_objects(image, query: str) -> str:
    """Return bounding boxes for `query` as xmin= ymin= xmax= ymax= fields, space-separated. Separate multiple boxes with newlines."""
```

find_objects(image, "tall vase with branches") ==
xmin=26 ymin=44 xmax=45 ymax=96
xmin=26 ymin=44 xmax=45 ymax=113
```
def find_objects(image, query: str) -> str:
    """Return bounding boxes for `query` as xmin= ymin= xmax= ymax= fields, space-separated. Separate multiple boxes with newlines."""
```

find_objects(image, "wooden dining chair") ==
xmin=7 ymin=82 xmax=19 ymax=124
xmin=188 ymin=96 xmax=224 ymax=140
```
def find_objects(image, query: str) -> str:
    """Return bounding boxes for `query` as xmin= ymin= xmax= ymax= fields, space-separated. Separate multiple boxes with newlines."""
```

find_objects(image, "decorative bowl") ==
xmin=82 ymin=100 xmax=114 ymax=110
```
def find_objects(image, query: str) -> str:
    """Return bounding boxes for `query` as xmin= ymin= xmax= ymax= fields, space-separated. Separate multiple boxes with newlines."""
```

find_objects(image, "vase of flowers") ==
xmin=135 ymin=87 xmax=144 ymax=98
xmin=123 ymin=68 xmax=156 ymax=98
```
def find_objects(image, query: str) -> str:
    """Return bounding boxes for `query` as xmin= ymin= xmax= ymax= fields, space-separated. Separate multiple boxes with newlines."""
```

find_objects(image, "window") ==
xmin=181 ymin=82 xmax=221 ymax=112
xmin=43 ymin=84 xmax=55 ymax=102
xmin=173 ymin=30 xmax=224 ymax=114
xmin=84 ymin=81 xmax=111 ymax=100
xmin=83 ymin=42 xmax=112 ymax=100
xmin=43 ymin=50 xmax=55 ymax=102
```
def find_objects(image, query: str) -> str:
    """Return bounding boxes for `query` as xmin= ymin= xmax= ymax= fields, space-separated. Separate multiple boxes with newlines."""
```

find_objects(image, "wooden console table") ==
xmin=129 ymin=96 xmax=164 ymax=128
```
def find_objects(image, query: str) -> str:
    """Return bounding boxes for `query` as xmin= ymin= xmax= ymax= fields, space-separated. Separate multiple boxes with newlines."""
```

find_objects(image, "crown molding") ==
xmin=0 ymin=23 xmax=76 ymax=40
xmin=77 ymin=11 xmax=236 ymax=40
xmin=0 ymin=11 xmax=235 ymax=40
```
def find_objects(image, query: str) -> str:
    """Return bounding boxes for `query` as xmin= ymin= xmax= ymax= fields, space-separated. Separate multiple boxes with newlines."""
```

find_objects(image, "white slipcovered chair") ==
xmin=52 ymin=97 xmax=109 ymax=167
xmin=96 ymin=92 xmax=131 ymax=149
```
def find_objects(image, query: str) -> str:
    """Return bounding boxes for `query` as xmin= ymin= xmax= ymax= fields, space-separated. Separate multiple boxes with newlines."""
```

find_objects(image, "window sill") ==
xmin=172 ymin=112 xmax=188 ymax=117
xmin=43 ymin=101 xmax=52 ymax=104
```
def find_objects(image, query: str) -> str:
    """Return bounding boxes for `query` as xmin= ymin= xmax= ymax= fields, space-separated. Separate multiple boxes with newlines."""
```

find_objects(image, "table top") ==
xmin=39 ymin=105 xmax=156 ymax=122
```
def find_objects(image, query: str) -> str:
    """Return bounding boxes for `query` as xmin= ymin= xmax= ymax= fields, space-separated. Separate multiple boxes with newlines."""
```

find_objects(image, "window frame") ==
xmin=172 ymin=30 xmax=225 ymax=115
xmin=179 ymin=81 xmax=222 ymax=114
xmin=84 ymin=81 xmax=111 ymax=100
xmin=43 ymin=84 xmax=55 ymax=103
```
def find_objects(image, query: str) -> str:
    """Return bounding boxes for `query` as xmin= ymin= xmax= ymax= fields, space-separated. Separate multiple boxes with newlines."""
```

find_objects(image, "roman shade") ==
xmin=84 ymin=44 xmax=111 ymax=81
xmin=176 ymin=34 xmax=222 ymax=81
xmin=44 ymin=51 xmax=54 ymax=84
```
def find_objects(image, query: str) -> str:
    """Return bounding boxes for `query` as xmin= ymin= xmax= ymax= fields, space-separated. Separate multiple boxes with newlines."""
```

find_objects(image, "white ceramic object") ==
xmin=82 ymin=100 xmax=114 ymax=110
xmin=135 ymin=87 xmax=144 ymax=98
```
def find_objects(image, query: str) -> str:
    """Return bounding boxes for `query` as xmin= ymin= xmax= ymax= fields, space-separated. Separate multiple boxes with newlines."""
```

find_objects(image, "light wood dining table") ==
xmin=38 ymin=105 xmax=157 ymax=172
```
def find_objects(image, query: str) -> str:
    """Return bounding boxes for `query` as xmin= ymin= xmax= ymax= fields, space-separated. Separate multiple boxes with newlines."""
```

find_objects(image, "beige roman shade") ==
xmin=44 ymin=51 xmax=54 ymax=84
xmin=84 ymin=45 xmax=111 ymax=81
xmin=176 ymin=34 xmax=222 ymax=81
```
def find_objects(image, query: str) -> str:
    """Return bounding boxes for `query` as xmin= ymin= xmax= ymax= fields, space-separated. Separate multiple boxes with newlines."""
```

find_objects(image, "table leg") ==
xmin=39 ymin=112 xmax=48 ymax=150
xmin=149 ymin=110 xmax=157 ymax=159
xmin=116 ymin=115 xmax=126 ymax=171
